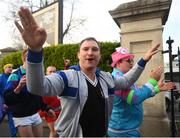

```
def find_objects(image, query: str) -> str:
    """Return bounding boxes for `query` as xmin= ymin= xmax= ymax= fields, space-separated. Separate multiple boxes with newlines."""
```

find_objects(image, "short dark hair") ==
xmin=78 ymin=37 xmax=101 ymax=51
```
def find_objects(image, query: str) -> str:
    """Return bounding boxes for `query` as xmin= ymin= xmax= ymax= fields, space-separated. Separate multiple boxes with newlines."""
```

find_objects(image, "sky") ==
xmin=0 ymin=0 xmax=179 ymax=62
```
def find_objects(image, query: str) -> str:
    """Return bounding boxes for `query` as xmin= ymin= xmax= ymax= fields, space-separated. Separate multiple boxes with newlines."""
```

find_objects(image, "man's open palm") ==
xmin=15 ymin=7 xmax=47 ymax=52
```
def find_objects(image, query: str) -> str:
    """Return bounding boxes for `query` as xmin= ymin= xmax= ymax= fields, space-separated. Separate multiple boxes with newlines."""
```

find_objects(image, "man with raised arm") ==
xmin=15 ymin=7 xmax=164 ymax=137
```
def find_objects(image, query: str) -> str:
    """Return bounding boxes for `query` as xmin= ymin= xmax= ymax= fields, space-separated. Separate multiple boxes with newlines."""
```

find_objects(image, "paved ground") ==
xmin=1 ymin=98 xmax=180 ymax=137
xmin=0 ymin=118 xmax=50 ymax=137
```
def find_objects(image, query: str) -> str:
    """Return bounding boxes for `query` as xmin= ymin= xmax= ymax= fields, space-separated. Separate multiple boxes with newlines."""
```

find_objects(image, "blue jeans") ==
xmin=0 ymin=109 xmax=17 ymax=137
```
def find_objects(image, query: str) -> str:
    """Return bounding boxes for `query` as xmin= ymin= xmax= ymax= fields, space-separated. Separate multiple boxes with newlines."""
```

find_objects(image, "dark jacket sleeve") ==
xmin=4 ymin=89 xmax=20 ymax=106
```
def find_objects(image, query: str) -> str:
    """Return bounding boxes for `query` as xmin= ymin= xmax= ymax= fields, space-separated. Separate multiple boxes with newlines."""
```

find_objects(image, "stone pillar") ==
xmin=110 ymin=0 xmax=172 ymax=136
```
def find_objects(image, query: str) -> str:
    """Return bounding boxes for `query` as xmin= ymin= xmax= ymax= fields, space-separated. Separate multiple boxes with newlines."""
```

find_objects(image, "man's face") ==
xmin=116 ymin=58 xmax=134 ymax=73
xmin=78 ymin=40 xmax=101 ymax=71
xmin=46 ymin=66 xmax=56 ymax=75
xmin=4 ymin=66 xmax=13 ymax=74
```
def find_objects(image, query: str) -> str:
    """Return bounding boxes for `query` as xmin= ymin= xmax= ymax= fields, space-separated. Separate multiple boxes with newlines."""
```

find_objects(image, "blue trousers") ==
xmin=0 ymin=109 xmax=17 ymax=137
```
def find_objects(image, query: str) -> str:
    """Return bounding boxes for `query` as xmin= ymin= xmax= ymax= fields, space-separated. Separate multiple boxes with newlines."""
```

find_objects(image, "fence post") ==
xmin=166 ymin=36 xmax=175 ymax=137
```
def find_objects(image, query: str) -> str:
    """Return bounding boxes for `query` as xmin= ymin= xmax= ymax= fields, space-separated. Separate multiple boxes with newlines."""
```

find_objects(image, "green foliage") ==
xmin=0 ymin=51 xmax=22 ymax=73
xmin=0 ymin=60 xmax=3 ymax=73
xmin=43 ymin=44 xmax=79 ymax=70
xmin=99 ymin=42 xmax=119 ymax=71
xmin=0 ymin=42 xmax=120 ymax=72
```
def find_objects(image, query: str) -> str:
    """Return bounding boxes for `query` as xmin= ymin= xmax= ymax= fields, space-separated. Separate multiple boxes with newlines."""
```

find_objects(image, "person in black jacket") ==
xmin=4 ymin=49 xmax=55 ymax=137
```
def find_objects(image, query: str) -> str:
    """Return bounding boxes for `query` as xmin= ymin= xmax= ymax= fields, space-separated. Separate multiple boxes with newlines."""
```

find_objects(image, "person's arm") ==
xmin=115 ymin=67 xmax=175 ymax=105
xmin=4 ymin=74 xmax=21 ymax=106
xmin=26 ymin=50 xmax=66 ymax=96
xmin=15 ymin=7 xmax=65 ymax=96
xmin=115 ymin=84 xmax=154 ymax=105
xmin=14 ymin=75 xmax=26 ymax=94
xmin=116 ymin=80 xmax=174 ymax=105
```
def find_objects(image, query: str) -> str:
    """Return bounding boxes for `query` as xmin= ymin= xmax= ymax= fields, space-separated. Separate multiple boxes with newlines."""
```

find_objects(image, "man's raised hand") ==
xmin=143 ymin=43 xmax=160 ymax=61
xmin=149 ymin=66 xmax=163 ymax=82
xmin=15 ymin=7 xmax=47 ymax=52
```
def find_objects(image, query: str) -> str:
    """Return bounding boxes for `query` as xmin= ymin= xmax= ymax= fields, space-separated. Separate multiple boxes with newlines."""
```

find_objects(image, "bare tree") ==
xmin=1 ymin=0 xmax=25 ymax=49
xmin=1 ymin=0 xmax=86 ymax=49
xmin=63 ymin=0 xmax=86 ymax=39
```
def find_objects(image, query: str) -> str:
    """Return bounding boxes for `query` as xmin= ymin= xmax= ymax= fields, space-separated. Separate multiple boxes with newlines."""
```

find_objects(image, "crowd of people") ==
xmin=0 ymin=6 xmax=176 ymax=137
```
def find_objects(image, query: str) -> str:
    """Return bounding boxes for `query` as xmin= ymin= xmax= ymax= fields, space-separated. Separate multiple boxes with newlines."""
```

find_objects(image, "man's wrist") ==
xmin=148 ymin=78 xmax=158 ymax=86
xmin=154 ymin=85 xmax=160 ymax=94
xmin=27 ymin=48 xmax=43 ymax=63
xmin=137 ymin=58 xmax=147 ymax=67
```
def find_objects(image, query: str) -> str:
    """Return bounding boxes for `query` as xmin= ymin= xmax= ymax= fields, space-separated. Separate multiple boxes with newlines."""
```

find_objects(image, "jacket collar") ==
xmin=69 ymin=64 xmax=101 ymax=76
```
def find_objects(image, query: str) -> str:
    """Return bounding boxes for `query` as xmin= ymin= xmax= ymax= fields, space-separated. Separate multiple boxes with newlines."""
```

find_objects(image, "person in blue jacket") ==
xmin=4 ymin=50 xmax=55 ymax=137
xmin=0 ymin=64 xmax=17 ymax=137
xmin=108 ymin=47 xmax=175 ymax=137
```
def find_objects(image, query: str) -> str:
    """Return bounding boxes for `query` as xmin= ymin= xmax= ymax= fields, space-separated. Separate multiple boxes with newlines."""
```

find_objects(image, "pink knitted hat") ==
xmin=111 ymin=47 xmax=134 ymax=67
